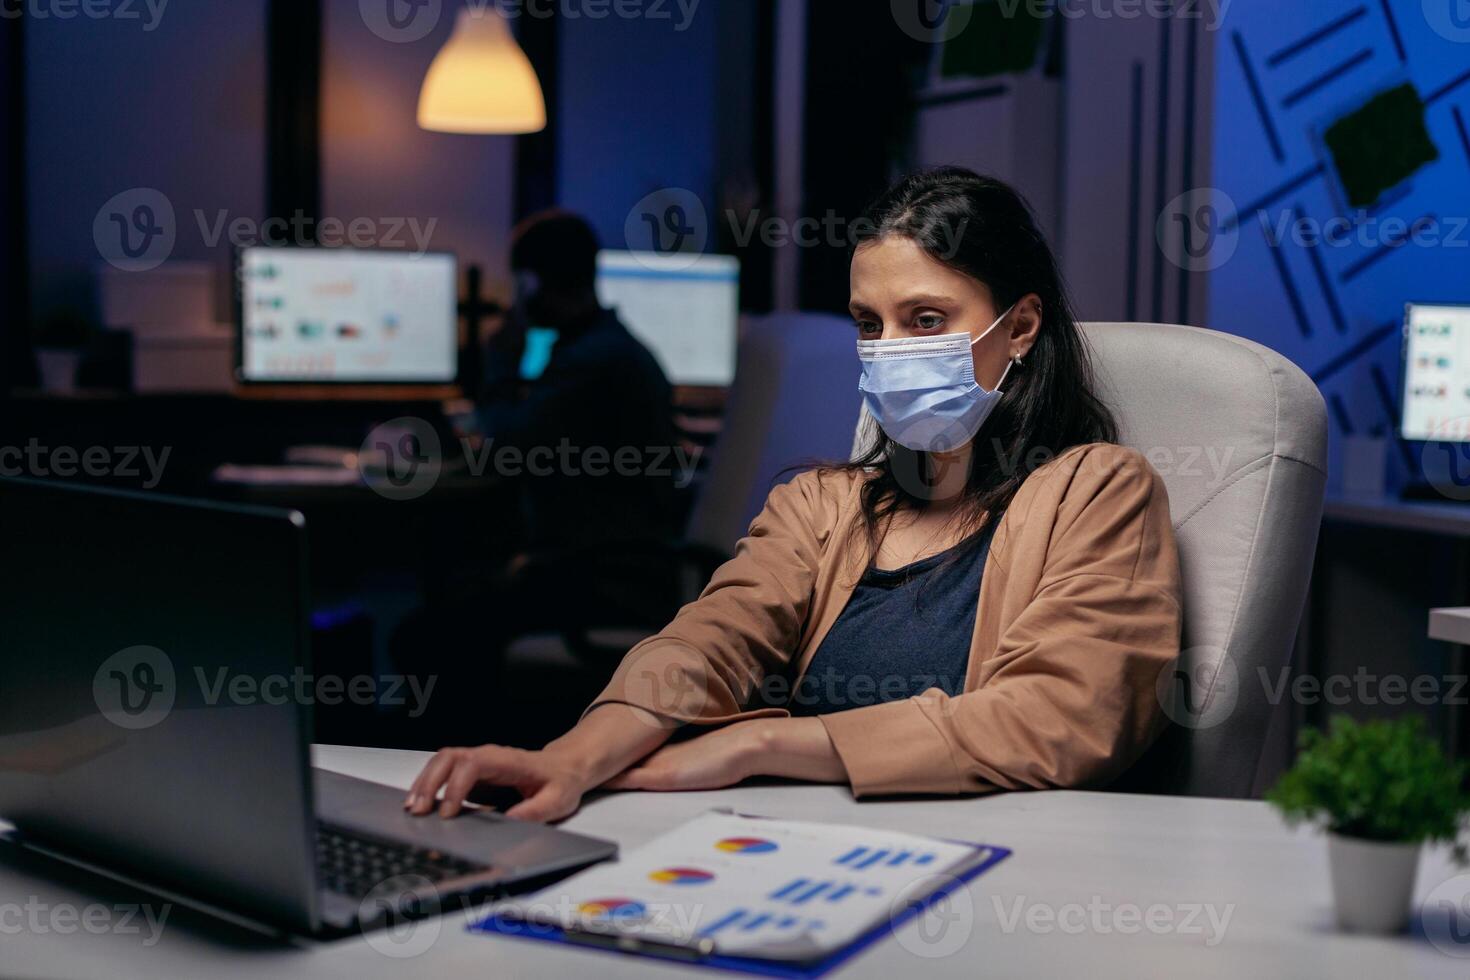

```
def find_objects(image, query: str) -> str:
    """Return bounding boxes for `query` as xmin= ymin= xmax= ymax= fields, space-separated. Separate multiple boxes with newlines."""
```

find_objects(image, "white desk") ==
xmin=1324 ymin=494 xmax=1470 ymax=537
xmin=1429 ymin=607 xmax=1470 ymax=646
xmin=3 ymin=745 xmax=1466 ymax=979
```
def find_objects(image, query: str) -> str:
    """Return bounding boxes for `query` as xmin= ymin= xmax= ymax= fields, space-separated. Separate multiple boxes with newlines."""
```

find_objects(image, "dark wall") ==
xmin=555 ymin=1 xmax=723 ymax=250
xmin=2 ymin=15 xmax=34 ymax=391
xmin=320 ymin=0 xmax=516 ymax=296
xmin=26 ymin=2 xmax=268 ymax=329
xmin=799 ymin=0 xmax=929 ymax=313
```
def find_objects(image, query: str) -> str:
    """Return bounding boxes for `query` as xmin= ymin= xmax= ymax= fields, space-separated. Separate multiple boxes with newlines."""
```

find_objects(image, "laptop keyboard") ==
xmin=315 ymin=822 xmax=488 ymax=899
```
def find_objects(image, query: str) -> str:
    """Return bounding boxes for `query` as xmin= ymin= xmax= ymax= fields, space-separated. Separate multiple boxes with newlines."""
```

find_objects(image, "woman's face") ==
xmin=849 ymin=235 xmax=1037 ymax=391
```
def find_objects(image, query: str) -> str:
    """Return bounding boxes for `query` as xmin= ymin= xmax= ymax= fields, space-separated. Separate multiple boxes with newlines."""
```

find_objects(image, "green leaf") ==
xmin=1265 ymin=716 xmax=1470 ymax=855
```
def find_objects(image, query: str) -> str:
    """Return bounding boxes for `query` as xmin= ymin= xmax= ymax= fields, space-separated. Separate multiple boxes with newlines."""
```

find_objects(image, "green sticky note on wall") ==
xmin=940 ymin=0 xmax=1047 ymax=80
xmin=1323 ymin=83 xmax=1439 ymax=209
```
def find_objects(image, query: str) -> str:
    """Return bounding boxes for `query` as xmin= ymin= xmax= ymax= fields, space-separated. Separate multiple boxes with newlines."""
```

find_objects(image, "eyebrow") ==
xmin=899 ymin=293 xmax=960 ymax=309
xmin=848 ymin=294 xmax=959 ymax=316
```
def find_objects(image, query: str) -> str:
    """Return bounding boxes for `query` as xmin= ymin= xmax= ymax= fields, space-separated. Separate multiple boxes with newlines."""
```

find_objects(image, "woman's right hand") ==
xmin=403 ymin=702 xmax=678 ymax=823
xmin=403 ymin=744 xmax=593 ymax=823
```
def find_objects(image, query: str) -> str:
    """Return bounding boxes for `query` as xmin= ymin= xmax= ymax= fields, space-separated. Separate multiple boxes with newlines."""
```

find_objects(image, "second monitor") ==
xmin=1401 ymin=302 xmax=1470 ymax=443
xmin=237 ymin=246 xmax=459 ymax=385
xmin=595 ymin=250 xmax=739 ymax=387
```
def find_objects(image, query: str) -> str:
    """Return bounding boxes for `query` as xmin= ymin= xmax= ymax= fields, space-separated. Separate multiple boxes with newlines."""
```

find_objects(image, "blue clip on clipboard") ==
xmin=470 ymin=843 xmax=1011 ymax=979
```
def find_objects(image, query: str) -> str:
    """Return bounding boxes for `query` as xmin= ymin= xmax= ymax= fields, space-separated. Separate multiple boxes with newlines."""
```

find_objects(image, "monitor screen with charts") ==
xmin=1402 ymin=303 xmax=1470 ymax=442
xmin=595 ymin=250 xmax=739 ymax=386
xmin=237 ymin=247 xmax=458 ymax=384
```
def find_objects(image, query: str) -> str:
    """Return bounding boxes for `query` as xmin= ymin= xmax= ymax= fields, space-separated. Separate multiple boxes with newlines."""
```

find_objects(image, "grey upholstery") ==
xmin=854 ymin=322 xmax=1328 ymax=798
xmin=687 ymin=313 xmax=862 ymax=555
xmin=1087 ymin=321 xmax=1328 ymax=799
xmin=1083 ymin=323 xmax=1327 ymax=797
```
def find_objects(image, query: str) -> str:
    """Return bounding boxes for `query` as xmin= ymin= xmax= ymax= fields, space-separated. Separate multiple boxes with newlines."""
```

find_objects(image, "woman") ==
xmin=405 ymin=168 xmax=1182 ymax=822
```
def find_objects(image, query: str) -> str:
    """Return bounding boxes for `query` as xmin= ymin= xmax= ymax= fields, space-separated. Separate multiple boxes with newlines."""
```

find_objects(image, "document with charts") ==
xmin=479 ymin=810 xmax=1008 ymax=964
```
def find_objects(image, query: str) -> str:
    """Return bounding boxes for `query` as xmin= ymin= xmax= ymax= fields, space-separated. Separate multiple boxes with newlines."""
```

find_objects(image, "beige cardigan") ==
xmin=587 ymin=442 xmax=1183 ymax=797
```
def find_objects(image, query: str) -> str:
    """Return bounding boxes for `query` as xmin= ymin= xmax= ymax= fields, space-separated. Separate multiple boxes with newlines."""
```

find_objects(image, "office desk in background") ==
xmin=1324 ymin=494 xmax=1470 ymax=538
xmin=1 ymin=745 xmax=1465 ymax=979
xmin=1307 ymin=495 xmax=1470 ymax=761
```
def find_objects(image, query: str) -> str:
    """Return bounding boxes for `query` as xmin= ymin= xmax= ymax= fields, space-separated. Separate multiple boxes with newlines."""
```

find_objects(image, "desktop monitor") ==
xmin=236 ymin=246 xmax=458 ymax=385
xmin=1401 ymin=302 xmax=1470 ymax=442
xmin=595 ymin=250 xmax=739 ymax=386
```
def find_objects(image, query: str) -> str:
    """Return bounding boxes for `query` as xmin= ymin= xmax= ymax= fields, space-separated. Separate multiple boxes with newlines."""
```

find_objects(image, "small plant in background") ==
xmin=1268 ymin=715 xmax=1470 ymax=934
xmin=1268 ymin=715 xmax=1470 ymax=863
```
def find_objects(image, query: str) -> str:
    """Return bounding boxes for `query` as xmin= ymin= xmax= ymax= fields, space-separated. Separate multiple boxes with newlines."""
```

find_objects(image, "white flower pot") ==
xmin=36 ymin=348 xmax=82 ymax=394
xmin=1327 ymin=832 xmax=1421 ymax=934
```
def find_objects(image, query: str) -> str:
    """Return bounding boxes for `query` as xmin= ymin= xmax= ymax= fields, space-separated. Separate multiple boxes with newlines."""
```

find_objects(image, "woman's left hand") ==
xmin=603 ymin=721 xmax=768 ymax=792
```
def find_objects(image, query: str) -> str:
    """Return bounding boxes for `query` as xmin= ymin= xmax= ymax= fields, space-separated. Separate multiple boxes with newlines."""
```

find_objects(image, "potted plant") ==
xmin=1267 ymin=715 xmax=1470 ymax=933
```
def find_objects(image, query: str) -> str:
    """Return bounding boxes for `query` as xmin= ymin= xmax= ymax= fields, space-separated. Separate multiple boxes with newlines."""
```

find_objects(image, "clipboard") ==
xmin=471 ymin=836 xmax=1011 ymax=979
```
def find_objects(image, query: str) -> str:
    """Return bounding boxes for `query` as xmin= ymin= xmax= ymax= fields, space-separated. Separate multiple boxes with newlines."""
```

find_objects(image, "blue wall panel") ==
xmin=555 ymin=6 xmax=720 ymax=254
xmin=1209 ymin=0 xmax=1470 ymax=482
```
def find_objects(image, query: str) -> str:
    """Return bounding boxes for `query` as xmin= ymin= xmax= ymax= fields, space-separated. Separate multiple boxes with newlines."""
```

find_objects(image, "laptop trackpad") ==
xmin=313 ymin=768 xmax=545 ymax=868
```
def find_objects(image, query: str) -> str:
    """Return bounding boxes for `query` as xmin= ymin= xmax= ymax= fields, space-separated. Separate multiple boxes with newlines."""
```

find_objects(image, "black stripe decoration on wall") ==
xmin=1267 ymin=6 xmax=1368 ymax=68
xmin=1257 ymin=212 xmax=1313 ymax=340
xmin=1376 ymin=0 xmax=1406 ymax=64
xmin=1176 ymin=10 xmax=1199 ymax=326
xmin=1125 ymin=60 xmax=1144 ymax=323
xmin=1231 ymin=31 xmax=1284 ymax=163
xmin=1149 ymin=2 xmax=1173 ymax=324
xmin=1281 ymin=49 xmax=1374 ymax=110
xmin=1291 ymin=202 xmax=1347 ymax=336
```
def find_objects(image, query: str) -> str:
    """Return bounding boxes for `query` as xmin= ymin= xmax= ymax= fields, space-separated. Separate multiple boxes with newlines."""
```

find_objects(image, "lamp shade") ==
xmin=417 ymin=7 xmax=546 ymax=135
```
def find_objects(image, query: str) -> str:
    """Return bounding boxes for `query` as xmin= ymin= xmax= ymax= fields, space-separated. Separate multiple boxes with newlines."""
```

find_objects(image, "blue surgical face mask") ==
xmin=857 ymin=304 xmax=1018 ymax=453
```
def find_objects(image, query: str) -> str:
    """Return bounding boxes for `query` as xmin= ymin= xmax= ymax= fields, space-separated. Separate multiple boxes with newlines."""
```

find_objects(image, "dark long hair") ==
xmin=836 ymin=167 xmax=1117 ymax=560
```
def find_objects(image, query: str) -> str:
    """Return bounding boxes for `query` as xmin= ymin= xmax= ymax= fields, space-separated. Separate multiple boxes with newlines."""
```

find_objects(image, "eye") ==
xmin=854 ymin=319 xmax=881 ymax=336
xmin=915 ymin=313 xmax=946 ymax=331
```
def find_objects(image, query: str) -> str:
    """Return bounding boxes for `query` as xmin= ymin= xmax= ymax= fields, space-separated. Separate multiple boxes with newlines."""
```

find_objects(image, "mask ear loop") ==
xmin=968 ymin=303 xmax=1018 ymax=348
xmin=987 ymin=355 xmax=1017 ymax=394
xmin=971 ymin=303 xmax=1020 ymax=392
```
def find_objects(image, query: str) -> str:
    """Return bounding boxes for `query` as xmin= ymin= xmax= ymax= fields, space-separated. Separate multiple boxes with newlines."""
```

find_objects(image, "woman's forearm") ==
xmin=543 ymin=703 xmax=676 ymax=788
xmin=746 ymin=717 xmax=849 ymax=783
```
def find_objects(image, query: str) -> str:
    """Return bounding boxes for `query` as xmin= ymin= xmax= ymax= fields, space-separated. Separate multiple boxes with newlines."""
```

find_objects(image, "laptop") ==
xmin=0 ymin=477 xmax=616 ymax=936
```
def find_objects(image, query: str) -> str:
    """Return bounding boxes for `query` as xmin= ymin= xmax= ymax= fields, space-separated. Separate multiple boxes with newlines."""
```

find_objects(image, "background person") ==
xmin=394 ymin=211 xmax=680 ymax=747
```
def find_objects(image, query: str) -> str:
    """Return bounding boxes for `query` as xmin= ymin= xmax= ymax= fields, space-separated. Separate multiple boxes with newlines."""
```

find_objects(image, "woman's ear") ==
xmin=1011 ymin=293 xmax=1044 ymax=359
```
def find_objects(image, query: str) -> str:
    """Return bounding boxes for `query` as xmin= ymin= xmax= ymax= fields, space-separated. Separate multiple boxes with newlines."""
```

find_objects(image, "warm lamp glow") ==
xmin=417 ymin=7 xmax=546 ymax=135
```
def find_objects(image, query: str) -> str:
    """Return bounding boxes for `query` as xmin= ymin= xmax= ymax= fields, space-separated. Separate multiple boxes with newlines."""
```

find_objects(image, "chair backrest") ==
xmin=687 ymin=313 xmax=862 ymax=555
xmin=1083 ymin=322 xmax=1327 ymax=797
xmin=853 ymin=322 xmax=1328 ymax=798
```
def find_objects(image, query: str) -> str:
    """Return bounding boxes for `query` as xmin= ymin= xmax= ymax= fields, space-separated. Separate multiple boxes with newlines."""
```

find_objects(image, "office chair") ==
xmin=1081 ymin=323 xmax=1327 ymax=797
xmin=684 ymin=313 xmax=864 ymax=555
